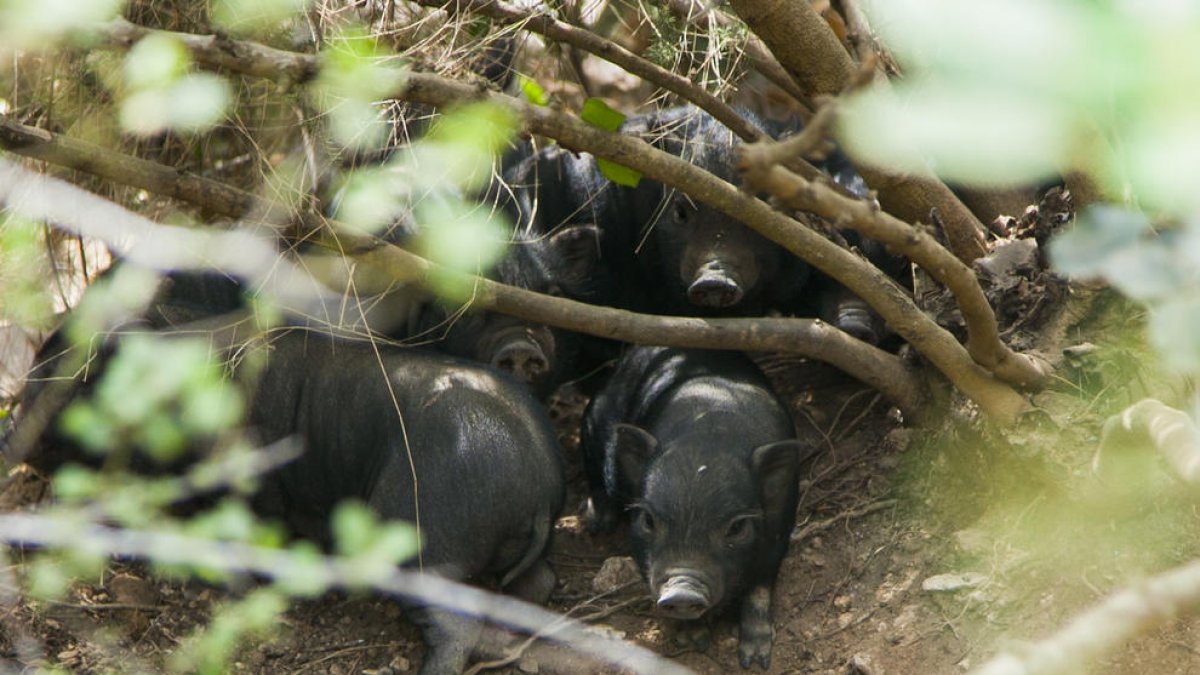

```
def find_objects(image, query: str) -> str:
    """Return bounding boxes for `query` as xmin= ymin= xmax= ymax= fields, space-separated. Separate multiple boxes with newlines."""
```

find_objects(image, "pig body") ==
xmin=581 ymin=346 xmax=812 ymax=669
xmin=248 ymin=331 xmax=565 ymax=674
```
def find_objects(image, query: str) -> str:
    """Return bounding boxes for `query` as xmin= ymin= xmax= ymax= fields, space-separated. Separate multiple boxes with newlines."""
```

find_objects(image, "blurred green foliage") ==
xmin=118 ymin=33 xmax=232 ymax=135
xmin=848 ymin=1 xmax=1200 ymax=375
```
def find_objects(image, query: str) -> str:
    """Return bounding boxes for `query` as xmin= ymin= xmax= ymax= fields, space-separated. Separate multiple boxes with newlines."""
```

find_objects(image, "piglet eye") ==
xmin=725 ymin=517 xmax=753 ymax=543
xmin=635 ymin=509 xmax=656 ymax=534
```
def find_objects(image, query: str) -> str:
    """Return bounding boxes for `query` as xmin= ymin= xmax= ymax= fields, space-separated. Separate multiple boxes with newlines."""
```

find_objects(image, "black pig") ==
xmin=581 ymin=346 xmax=815 ymax=669
xmin=617 ymin=107 xmax=815 ymax=316
xmin=247 ymin=331 xmax=565 ymax=674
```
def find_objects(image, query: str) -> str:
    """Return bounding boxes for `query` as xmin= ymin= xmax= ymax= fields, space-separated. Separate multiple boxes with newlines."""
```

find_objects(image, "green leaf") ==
xmin=211 ymin=0 xmax=310 ymax=34
xmin=52 ymin=465 xmax=100 ymax=502
xmin=124 ymin=34 xmax=191 ymax=90
xmin=597 ymin=158 xmax=642 ymax=187
xmin=581 ymin=98 xmax=626 ymax=132
xmin=413 ymin=198 xmax=510 ymax=296
xmin=275 ymin=541 xmax=330 ymax=597
xmin=580 ymin=99 xmax=641 ymax=185
xmin=1047 ymin=206 xmax=1151 ymax=279
xmin=332 ymin=500 xmax=377 ymax=557
xmin=1099 ymin=240 xmax=1182 ymax=302
xmin=0 ymin=0 xmax=123 ymax=50
xmin=1149 ymin=297 xmax=1200 ymax=374
xmin=28 ymin=557 xmax=70 ymax=600
xmin=519 ymin=75 xmax=548 ymax=106
xmin=840 ymin=82 xmax=1066 ymax=186
xmin=427 ymin=102 xmax=518 ymax=156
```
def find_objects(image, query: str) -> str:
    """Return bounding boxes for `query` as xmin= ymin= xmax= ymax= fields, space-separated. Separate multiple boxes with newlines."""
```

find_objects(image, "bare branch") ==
xmin=0 ymin=513 xmax=692 ymax=675
xmin=59 ymin=22 xmax=1027 ymax=420
xmin=0 ymin=114 xmax=926 ymax=420
xmin=971 ymin=557 xmax=1200 ymax=675
xmin=103 ymin=17 xmax=319 ymax=85
xmin=1095 ymin=399 xmax=1200 ymax=486
xmin=724 ymin=0 xmax=989 ymax=264
xmin=738 ymin=150 xmax=1051 ymax=389
xmin=395 ymin=73 xmax=1028 ymax=421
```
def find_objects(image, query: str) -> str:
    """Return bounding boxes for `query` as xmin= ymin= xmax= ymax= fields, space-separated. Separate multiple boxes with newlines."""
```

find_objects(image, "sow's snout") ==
xmin=484 ymin=326 xmax=555 ymax=385
xmin=655 ymin=573 xmax=713 ymax=620
xmin=687 ymin=261 xmax=744 ymax=309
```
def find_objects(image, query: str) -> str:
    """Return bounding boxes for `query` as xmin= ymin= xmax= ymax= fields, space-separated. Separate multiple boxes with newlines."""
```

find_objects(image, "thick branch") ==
xmin=103 ymin=18 xmax=319 ymax=85
xmin=395 ymin=73 xmax=1028 ymax=422
xmin=971 ymin=557 xmax=1200 ymax=675
xmin=413 ymin=0 xmax=763 ymax=142
xmin=80 ymin=22 xmax=1028 ymax=421
xmin=724 ymin=0 xmax=989 ymax=264
xmin=739 ymin=150 xmax=1050 ymax=389
xmin=663 ymin=0 xmax=812 ymax=109
xmin=1095 ymin=399 xmax=1200 ymax=486
xmin=0 ymin=114 xmax=925 ymax=420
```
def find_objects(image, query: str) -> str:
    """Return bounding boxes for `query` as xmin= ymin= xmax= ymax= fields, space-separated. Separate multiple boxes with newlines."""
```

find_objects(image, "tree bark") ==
xmin=725 ymin=0 xmax=990 ymax=264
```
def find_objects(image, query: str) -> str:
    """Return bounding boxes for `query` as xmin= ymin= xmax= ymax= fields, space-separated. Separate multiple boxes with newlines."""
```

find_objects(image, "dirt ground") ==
xmin=5 ymin=286 xmax=1200 ymax=675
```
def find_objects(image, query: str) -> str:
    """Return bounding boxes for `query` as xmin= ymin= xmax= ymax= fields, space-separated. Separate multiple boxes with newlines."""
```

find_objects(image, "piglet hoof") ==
xmin=737 ymin=586 xmax=775 ymax=669
xmin=669 ymin=620 xmax=712 ymax=652
xmin=736 ymin=622 xmax=774 ymax=670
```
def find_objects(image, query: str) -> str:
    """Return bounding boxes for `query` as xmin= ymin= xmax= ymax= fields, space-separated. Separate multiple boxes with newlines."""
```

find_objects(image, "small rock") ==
xmin=848 ymin=652 xmax=881 ymax=675
xmin=874 ymin=569 xmax=919 ymax=605
xmin=109 ymin=574 xmax=159 ymax=607
xmin=974 ymin=238 xmax=1038 ymax=281
xmin=517 ymin=655 xmax=540 ymax=673
xmin=389 ymin=655 xmax=411 ymax=671
xmin=881 ymin=428 xmax=911 ymax=454
xmin=592 ymin=556 xmax=639 ymax=594
xmin=922 ymin=573 xmax=987 ymax=593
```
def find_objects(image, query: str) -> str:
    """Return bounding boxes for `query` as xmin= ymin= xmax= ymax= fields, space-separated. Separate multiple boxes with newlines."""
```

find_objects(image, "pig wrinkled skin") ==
xmin=581 ymin=346 xmax=817 ymax=669
xmin=245 ymin=331 xmax=566 ymax=675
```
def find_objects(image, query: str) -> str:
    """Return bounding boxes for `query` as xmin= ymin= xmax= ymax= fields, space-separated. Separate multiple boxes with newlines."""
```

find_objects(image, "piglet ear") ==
xmin=610 ymin=423 xmax=658 ymax=491
xmin=750 ymin=440 xmax=804 ymax=524
xmin=548 ymin=224 xmax=601 ymax=288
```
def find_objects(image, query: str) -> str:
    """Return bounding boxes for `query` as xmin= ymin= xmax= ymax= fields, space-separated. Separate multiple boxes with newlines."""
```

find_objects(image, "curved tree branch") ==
xmin=724 ymin=0 xmax=990 ymax=265
xmin=971 ymin=557 xmax=1200 ymax=675
xmin=0 ymin=114 xmax=926 ymax=420
xmin=738 ymin=147 xmax=1051 ymax=389
xmin=80 ymin=20 xmax=1028 ymax=421
xmin=1094 ymin=399 xmax=1200 ymax=486
xmin=395 ymin=73 xmax=1029 ymax=422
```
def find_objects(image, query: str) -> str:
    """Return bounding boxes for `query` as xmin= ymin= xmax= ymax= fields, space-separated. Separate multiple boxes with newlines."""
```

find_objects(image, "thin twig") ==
xmin=414 ymin=0 xmax=762 ymax=142
xmin=0 ymin=513 xmax=693 ymax=675
xmin=791 ymin=498 xmax=897 ymax=542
